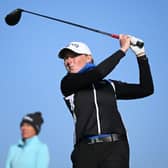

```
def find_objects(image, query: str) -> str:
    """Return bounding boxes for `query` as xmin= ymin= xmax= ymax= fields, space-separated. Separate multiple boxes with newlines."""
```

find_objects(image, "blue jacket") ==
xmin=5 ymin=136 xmax=49 ymax=168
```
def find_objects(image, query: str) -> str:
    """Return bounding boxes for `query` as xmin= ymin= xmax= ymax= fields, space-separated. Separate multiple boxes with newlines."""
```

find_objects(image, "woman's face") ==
xmin=21 ymin=123 xmax=36 ymax=139
xmin=63 ymin=51 xmax=92 ymax=73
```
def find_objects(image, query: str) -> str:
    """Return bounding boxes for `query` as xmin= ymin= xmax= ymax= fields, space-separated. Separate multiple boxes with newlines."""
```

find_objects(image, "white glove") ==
xmin=129 ymin=36 xmax=145 ymax=57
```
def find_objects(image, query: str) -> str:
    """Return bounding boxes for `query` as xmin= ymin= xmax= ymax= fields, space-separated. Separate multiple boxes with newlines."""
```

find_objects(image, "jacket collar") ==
xmin=18 ymin=135 xmax=39 ymax=147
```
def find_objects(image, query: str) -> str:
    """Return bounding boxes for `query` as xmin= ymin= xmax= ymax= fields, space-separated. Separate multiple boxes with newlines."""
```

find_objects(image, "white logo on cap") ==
xmin=70 ymin=43 xmax=79 ymax=48
xmin=24 ymin=116 xmax=33 ymax=122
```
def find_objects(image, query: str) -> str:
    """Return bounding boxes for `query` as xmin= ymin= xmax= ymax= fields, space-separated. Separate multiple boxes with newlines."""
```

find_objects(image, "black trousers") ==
xmin=71 ymin=140 xmax=129 ymax=168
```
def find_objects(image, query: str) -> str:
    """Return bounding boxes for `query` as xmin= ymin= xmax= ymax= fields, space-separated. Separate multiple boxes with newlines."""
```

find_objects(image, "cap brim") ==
xmin=58 ymin=48 xmax=79 ymax=59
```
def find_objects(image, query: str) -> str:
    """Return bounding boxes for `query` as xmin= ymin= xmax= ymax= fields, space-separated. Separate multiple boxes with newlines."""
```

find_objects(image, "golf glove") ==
xmin=129 ymin=36 xmax=145 ymax=57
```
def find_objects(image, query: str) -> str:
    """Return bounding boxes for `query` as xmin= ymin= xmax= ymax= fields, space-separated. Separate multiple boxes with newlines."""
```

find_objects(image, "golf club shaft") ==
xmin=22 ymin=9 xmax=119 ymax=39
xmin=5 ymin=8 xmax=144 ymax=48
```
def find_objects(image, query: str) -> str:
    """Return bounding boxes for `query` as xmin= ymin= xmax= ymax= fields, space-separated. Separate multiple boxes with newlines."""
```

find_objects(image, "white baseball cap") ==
xmin=58 ymin=41 xmax=92 ymax=59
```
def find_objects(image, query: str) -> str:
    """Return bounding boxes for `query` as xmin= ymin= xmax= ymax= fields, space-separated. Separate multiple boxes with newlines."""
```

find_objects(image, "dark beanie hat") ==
xmin=20 ymin=112 xmax=44 ymax=134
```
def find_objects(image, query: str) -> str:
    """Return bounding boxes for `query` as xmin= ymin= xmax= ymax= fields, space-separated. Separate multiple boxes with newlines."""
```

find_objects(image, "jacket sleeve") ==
xmin=61 ymin=50 xmax=125 ymax=96
xmin=5 ymin=146 xmax=13 ymax=168
xmin=36 ymin=144 xmax=50 ymax=168
xmin=112 ymin=56 xmax=154 ymax=99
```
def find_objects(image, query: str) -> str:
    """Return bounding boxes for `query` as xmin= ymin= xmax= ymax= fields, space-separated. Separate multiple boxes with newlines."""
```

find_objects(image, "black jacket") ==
xmin=60 ymin=50 xmax=154 ymax=144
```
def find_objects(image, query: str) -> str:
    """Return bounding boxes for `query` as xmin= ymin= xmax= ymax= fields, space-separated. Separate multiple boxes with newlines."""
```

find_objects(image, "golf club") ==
xmin=5 ymin=8 xmax=144 ymax=48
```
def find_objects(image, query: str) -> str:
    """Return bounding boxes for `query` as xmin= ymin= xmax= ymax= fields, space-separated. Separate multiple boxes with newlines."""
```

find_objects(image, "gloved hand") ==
xmin=129 ymin=36 xmax=145 ymax=57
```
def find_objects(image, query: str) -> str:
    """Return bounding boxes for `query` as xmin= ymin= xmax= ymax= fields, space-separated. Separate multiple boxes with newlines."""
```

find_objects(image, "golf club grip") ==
xmin=111 ymin=34 xmax=144 ymax=48
xmin=111 ymin=34 xmax=119 ymax=39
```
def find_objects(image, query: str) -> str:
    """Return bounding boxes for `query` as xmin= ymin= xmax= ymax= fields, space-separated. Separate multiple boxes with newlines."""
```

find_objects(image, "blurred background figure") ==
xmin=5 ymin=112 xmax=50 ymax=168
